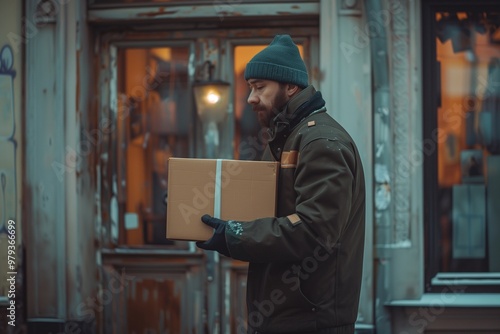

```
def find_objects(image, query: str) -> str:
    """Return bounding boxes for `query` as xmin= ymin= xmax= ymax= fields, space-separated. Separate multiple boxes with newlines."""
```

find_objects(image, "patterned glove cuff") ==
xmin=227 ymin=220 xmax=243 ymax=236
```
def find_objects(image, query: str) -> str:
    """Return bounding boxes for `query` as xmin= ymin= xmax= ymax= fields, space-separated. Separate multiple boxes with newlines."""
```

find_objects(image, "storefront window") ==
xmin=424 ymin=5 xmax=500 ymax=291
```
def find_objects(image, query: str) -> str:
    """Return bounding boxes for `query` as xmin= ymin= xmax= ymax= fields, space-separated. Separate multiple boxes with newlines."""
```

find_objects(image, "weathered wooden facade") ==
xmin=1 ymin=0 xmax=500 ymax=333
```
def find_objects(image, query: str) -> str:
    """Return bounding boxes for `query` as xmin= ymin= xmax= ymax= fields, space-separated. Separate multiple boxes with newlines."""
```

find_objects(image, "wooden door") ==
xmin=96 ymin=29 xmax=318 ymax=334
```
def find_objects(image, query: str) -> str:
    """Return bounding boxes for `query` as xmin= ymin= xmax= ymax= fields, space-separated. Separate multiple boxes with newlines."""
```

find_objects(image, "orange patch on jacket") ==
xmin=287 ymin=213 xmax=302 ymax=225
xmin=281 ymin=150 xmax=298 ymax=168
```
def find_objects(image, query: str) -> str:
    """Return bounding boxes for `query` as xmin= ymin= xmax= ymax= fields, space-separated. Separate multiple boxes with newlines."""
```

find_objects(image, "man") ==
xmin=197 ymin=34 xmax=366 ymax=334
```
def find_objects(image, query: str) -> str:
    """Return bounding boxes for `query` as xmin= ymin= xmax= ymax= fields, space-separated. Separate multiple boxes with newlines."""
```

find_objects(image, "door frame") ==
xmin=95 ymin=25 xmax=320 ymax=334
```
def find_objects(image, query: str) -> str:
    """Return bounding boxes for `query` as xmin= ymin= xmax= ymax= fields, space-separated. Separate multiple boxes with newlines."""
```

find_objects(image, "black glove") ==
xmin=196 ymin=214 xmax=231 ymax=257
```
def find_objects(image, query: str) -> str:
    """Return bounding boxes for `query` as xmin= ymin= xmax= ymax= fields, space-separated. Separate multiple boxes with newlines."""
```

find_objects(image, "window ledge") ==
xmin=386 ymin=293 xmax=500 ymax=308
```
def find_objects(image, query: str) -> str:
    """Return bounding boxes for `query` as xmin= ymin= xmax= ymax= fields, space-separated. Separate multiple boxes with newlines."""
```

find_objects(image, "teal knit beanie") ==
xmin=244 ymin=35 xmax=309 ymax=88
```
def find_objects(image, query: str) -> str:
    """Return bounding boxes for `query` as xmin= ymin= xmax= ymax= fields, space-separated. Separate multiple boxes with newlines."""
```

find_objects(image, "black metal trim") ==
xmin=422 ymin=0 xmax=437 ymax=293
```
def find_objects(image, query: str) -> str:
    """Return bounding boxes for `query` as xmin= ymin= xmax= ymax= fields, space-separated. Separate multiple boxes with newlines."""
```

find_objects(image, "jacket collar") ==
xmin=266 ymin=85 xmax=326 ymax=160
xmin=268 ymin=85 xmax=325 ymax=140
xmin=285 ymin=85 xmax=317 ymax=118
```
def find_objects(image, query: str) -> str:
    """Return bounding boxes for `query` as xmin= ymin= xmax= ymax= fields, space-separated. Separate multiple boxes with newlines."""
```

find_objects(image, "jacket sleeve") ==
xmin=225 ymin=138 xmax=356 ymax=262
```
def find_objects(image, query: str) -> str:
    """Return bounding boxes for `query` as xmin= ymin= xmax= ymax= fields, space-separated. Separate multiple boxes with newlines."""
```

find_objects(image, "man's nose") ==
xmin=247 ymin=90 xmax=258 ymax=105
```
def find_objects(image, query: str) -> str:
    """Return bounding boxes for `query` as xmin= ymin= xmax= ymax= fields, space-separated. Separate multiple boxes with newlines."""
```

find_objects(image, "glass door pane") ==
xmin=118 ymin=45 xmax=192 ymax=246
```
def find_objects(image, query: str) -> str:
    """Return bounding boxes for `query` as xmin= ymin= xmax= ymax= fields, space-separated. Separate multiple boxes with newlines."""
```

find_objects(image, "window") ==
xmin=103 ymin=33 xmax=314 ymax=250
xmin=117 ymin=45 xmax=193 ymax=247
xmin=423 ymin=1 xmax=500 ymax=292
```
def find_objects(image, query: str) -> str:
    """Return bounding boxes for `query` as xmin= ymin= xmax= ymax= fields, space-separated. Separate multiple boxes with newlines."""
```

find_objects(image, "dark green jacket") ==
xmin=226 ymin=86 xmax=366 ymax=334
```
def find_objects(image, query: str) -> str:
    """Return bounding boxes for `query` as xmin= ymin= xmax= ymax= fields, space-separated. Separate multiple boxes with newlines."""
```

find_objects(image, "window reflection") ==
xmin=233 ymin=45 xmax=267 ymax=160
xmin=120 ymin=46 xmax=191 ymax=246
xmin=435 ymin=12 xmax=500 ymax=273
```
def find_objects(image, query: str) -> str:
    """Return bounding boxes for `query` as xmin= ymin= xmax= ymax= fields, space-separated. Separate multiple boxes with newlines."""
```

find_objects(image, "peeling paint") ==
xmin=88 ymin=3 xmax=320 ymax=23
xmin=217 ymin=11 xmax=243 ymax=17
xmin=136 ymin=7 xmax=179 ymax=18
xmin=375 ymin=164 xmax=391 ymax=212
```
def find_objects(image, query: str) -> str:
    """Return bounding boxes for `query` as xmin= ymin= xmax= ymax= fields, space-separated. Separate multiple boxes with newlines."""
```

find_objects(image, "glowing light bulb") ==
xmin=206 ymin=92 xmax=220 ymax=104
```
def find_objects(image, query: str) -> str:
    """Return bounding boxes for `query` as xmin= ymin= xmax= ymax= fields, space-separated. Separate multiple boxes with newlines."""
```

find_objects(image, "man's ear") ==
xmin=286 ymin=84 xmax=300 ymax=97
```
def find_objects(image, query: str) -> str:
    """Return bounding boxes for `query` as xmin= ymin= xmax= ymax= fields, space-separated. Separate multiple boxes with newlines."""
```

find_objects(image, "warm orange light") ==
xmin=206 ymin=91 xmax=220 ymax=104
xmin=193 ymin=81 xmax=230 ymax=123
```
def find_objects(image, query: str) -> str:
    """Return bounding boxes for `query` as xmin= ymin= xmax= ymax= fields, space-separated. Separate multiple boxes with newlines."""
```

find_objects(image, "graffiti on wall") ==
xmin=0 ymin=44 xmax=17 ymax=296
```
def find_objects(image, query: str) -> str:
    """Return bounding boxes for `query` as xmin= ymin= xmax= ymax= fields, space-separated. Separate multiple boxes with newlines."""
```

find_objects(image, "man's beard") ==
xmin=271 ymin=88 xmax=289 ymax=116
xmin=259 ymin=88 xmax=289 ymax=128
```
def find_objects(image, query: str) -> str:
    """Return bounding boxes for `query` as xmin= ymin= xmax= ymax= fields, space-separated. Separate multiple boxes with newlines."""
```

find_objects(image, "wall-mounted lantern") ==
xmin=193 ymin=60 xmax=230 ymax=157
xmin=193 ymin=60 xmax=230 ymax=123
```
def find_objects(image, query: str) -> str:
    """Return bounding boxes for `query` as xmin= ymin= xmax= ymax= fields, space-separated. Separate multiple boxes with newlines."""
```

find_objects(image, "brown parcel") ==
xmin=166 ymin=158 xmax=279 ymax=241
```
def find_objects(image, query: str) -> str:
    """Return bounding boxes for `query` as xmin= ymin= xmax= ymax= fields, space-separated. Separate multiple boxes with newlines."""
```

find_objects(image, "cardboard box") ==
xmin=166 ymin=158 xmax=279 ymax=241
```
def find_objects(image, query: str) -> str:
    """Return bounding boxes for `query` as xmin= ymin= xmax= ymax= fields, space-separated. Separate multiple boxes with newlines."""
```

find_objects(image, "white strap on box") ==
xmin=214 ymin=159 xmax=222 ymax=219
